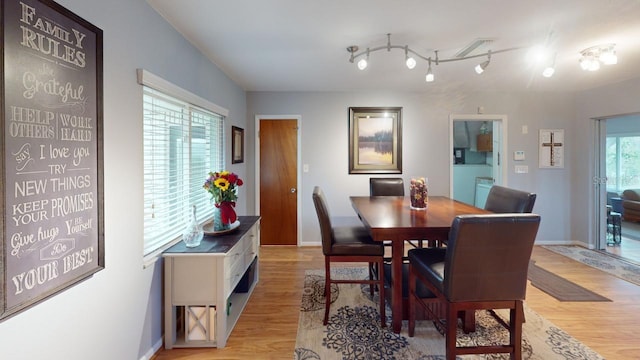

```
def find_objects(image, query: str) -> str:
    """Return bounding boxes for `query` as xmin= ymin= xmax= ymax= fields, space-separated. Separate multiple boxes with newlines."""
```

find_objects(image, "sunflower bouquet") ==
xmin=203 ymin=171 xmax=244 ymax=204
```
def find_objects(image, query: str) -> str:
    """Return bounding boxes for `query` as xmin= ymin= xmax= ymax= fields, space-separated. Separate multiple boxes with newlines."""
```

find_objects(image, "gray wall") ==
xmin=247 ymin=90 xmax=577 ymax=245
xmin=0 ymin=0 xmax=247 ymax=359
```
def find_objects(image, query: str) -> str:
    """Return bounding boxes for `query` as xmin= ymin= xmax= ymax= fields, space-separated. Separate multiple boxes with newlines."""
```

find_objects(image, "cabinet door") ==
xmin=477 ymin=134 xmax=493 ymax=152
xmin=172 ymin=257 xmax=218 ymax=303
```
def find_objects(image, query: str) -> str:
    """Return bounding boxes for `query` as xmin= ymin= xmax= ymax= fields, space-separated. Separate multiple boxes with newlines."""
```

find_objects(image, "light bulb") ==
xmin=475 ymin=60 xmax=489 ymax=74
xmin=425 ymin=65 xmax=434 ymax=82
xmin=542 ymin=66 xmax=555 ymax=78
xmin=406 ymin=57 xmax=416 ymax=69
xmin=580 ymin=57 xmax=591 ymax=71
xmin=357 ymin=58 xmax=368 ymax=70
xmin=600 ymin=50 xmax=617 ymax=65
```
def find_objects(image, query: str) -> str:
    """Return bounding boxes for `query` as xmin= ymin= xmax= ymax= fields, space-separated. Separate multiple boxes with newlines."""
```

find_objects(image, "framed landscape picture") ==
xmin=348 ymin=107 xmax=402 ymax=174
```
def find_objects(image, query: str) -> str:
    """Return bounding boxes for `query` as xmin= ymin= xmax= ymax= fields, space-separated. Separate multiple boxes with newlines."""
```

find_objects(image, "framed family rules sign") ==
xmin=1 ymin=0 xmax=104 ymax=320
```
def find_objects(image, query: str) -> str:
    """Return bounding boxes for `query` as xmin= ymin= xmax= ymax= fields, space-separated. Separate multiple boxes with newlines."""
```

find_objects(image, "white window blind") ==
xmin=142 ymin=85 xmax=225 ymax=258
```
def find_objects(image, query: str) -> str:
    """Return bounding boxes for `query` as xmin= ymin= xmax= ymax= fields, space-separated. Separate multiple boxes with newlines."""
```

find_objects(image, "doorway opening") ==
xmin=595 ymin=114 xmax=640 ymax=262
xmin=449 ymin=114 xmax=507 ymax=207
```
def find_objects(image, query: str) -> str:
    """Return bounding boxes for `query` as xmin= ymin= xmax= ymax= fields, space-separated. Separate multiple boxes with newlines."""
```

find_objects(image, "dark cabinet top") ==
xmin=163 ymin=216 xmax=260 ymax=255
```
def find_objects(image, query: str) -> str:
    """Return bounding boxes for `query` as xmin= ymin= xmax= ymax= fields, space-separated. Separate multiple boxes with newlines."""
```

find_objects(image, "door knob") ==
xmin=291 ymin=187 xmax=297 ymax=193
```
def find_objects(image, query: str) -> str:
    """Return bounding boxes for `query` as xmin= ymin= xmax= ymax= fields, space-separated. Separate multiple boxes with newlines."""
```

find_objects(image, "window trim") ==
xmin=136 ymin=69 xmax=229 ymax=118
xmin=137 ymin=69 xmax=229 ymax=267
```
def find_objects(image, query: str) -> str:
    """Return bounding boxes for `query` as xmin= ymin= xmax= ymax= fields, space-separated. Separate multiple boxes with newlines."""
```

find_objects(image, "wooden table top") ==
xmin=350 ymin=195 xmax=491 ymax=240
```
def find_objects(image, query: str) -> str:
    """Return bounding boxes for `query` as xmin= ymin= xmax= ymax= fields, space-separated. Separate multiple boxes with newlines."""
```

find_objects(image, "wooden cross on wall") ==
xmin=541 ymin=131 xmax=563 ymax=166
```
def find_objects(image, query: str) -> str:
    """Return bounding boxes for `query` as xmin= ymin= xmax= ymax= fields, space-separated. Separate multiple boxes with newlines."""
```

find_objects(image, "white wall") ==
xmin=0 ymin=1 xmax=247 ymax=359
xmin=247 ymin=90 xmax=577 ymax=246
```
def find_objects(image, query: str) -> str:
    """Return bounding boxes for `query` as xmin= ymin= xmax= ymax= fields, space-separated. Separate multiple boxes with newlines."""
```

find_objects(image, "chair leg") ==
xmin=323 ymin=257 xmax=331 ymax=325
xmin=368 ymin=262 xmax=375 ymax=296
xmin=511 ymin=301 xmax=524 ymax=359
xmin=378 ymin=259 xmax=386 ymax=328
xmin=461 ymin=310 xmax=475 ymax=333
xmin=446 ymin=303 xmax=458 ymax=360
xmin=408 ymin=264 xmax=416 ymax=337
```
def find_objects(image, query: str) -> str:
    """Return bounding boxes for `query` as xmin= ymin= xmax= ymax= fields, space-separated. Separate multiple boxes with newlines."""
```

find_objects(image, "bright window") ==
xmin=139 ymin=70 xmax=227 ymax=261
xmin=606 ymin=135 xmax=640 ymax=192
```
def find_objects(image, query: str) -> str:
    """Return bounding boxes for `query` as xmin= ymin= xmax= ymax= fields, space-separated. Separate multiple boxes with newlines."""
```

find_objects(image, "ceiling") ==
xmin=147 ymin=0 xmax=640 ymax=93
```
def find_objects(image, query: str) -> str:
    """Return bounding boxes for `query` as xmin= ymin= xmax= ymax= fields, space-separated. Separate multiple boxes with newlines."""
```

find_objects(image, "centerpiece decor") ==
xmin=203 ymin=171 xmax=244 ymax=231
xmin=410 ymin=177 xmax=428 ymax=210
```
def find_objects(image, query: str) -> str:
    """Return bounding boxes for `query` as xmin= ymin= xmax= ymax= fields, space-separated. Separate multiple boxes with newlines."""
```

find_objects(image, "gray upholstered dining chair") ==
xmin=408 ymin=213 xmax=541 ymax=360
xmin=484 ymin=185 xmax=537 ymax=213
xmin=312 ymin=186 xmax=386 ymax=326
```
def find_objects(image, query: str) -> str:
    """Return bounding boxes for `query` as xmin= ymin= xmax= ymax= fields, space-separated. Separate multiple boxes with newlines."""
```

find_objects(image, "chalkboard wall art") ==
xmin=1 ymin=0 xmax=104 ymax=321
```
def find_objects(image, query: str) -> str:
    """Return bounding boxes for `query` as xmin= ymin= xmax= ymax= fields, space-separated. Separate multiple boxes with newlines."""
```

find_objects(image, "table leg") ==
xmin=391 ymin=238 xmax=403 ymax=333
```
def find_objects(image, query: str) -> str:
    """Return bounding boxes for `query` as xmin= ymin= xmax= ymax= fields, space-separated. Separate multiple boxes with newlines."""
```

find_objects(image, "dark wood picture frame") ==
xmin=349 ymin=107 xmax=402 ymax=174
xmin=231 ymin=126 xmax=244 ymax=164
xmin=1 ymin=0 xmax=104 ymax=321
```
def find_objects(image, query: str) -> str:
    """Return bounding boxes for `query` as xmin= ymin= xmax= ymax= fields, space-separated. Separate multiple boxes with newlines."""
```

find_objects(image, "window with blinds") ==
xmin=143 ymin=86 xmax=224 ymax=257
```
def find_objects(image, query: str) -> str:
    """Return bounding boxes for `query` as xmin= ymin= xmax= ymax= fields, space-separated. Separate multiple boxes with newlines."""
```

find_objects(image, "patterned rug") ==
xmin=295 ymin=268 xmax=603 ymax=360
xmin=542 ymin=245 xmax=640 ymax=286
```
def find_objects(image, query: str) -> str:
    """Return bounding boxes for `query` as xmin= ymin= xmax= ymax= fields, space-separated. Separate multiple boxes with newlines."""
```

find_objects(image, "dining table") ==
xmin=350 ymin=195 xmax=491 ymax=333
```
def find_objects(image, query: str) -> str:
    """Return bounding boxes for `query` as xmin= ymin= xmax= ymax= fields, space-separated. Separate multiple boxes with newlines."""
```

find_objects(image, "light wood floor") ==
xmin=602 ymin=220 xmax=640 ymax=262
xmin=152 ymin=246 xmax=640 ymax=360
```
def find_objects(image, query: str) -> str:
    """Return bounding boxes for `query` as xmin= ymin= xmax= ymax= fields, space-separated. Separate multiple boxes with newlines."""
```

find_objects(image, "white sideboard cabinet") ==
xmin=163 ymin=216 xmax=260 ymax=349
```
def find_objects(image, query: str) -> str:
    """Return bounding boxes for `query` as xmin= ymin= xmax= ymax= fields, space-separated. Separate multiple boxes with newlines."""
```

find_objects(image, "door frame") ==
xmin=254 ymin=115 xmax=302 ymax=246
xmin=593 ymin=118 xmax=607 ymax=250
xmin=449 ymin=114 xmax=508 ymax=200
xmin=592 ymin=112 xmax=640 ymax=250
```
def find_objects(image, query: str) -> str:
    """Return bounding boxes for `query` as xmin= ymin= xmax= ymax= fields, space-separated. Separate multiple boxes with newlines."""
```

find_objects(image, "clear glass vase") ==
xmin=410 ymin=177 xmax=428 ymax=210
xmin=182 ymin=205 xmax=204 ymax=247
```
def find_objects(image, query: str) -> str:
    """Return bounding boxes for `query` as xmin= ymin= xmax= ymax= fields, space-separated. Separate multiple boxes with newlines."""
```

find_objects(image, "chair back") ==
xmin=370 ymin=177 xmax=405 ymax=196
xmin=443 ymin=213 xmax=541 ymax=302
xmin=484 ymin=185 xmax=536 ymax=213
xmin=312 ymin=186 xmax=334 ymax=255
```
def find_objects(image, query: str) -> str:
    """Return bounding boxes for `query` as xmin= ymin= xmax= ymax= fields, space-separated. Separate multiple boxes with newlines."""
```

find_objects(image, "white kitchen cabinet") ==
xmin=163 ymin=216 xmax=260 ymax=349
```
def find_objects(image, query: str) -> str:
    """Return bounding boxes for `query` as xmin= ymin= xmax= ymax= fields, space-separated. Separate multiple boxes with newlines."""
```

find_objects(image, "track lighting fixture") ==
xmin=425 ymin=58 xmax=434 ymax=82
xmin=579 ymin=44 xmax=617 ymax=72
xmin=474 ymin=50 xmax=491 ymax=74
xmin=347 ymin=34 xmax=521 ymax=83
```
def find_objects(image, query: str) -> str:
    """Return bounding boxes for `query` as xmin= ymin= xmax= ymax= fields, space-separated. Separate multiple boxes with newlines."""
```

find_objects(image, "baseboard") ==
xmin=141 ymin=338 xmax=163 ymax=360
xmin=534 ymin=240 xmax=575 ymax=246
xmin=299 ymin=241 xmax=321 ymax=247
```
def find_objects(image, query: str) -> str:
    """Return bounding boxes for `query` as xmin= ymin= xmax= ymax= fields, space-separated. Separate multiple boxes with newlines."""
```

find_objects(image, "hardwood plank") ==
xmin=152 ymin=245 xmax=640 ymax=359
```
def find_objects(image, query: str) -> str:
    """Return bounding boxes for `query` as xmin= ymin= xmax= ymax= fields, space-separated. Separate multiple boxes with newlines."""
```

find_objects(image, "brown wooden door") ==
xmin=259 ymin=119 xmax=298 ymax=245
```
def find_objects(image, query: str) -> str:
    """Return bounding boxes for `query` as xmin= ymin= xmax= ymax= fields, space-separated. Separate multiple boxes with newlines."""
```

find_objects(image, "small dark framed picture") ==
xmin=232 ymin=126 xmax=244 ymax=164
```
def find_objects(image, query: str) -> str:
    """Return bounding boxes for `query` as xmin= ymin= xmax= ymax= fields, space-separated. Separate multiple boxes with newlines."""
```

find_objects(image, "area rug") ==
xmin=295 ymin=268 xmax=604 ymax=360
xmin=527 ymin=261 xmax=611 ymax=302
xmin=542 ymin=245 xmax=640 ymax=286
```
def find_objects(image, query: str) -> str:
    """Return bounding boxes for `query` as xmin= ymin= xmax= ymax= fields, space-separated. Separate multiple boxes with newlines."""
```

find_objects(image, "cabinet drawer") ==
xmin=223 ymin=240 xmax=246 ymax=296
